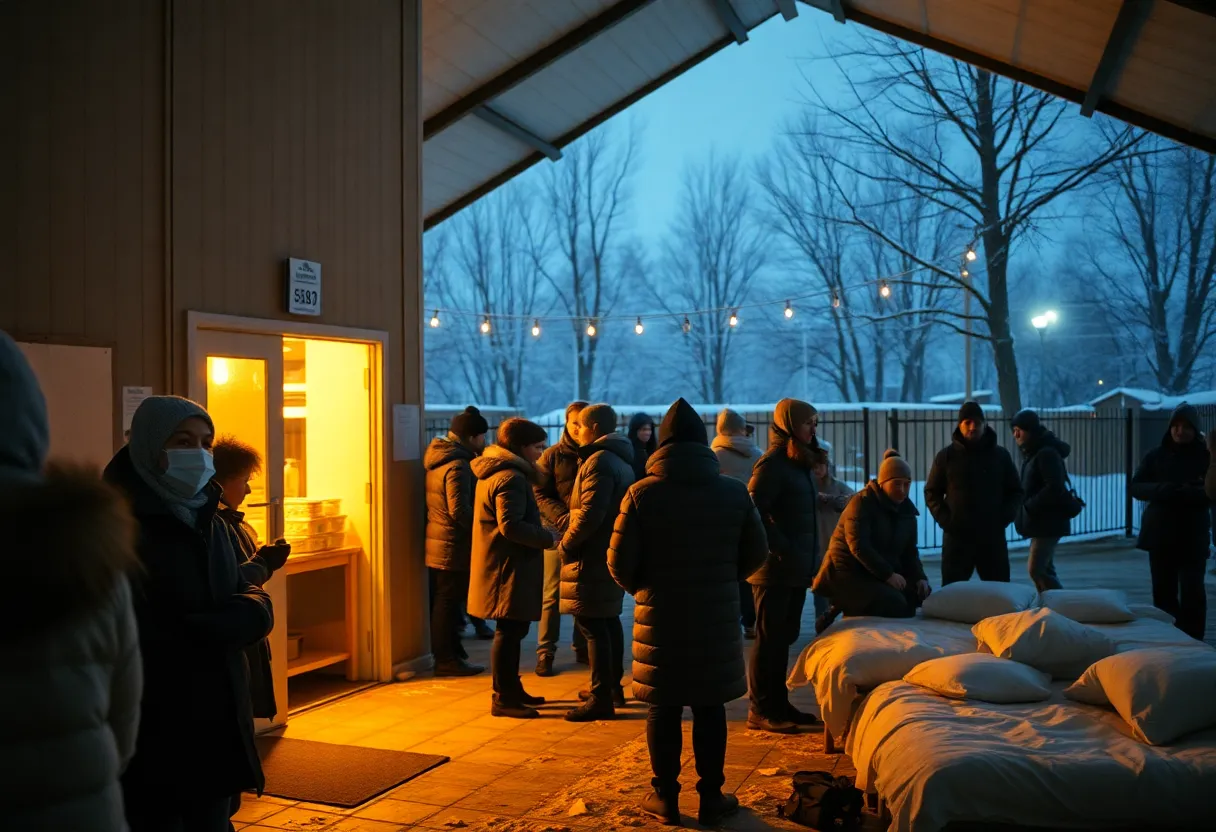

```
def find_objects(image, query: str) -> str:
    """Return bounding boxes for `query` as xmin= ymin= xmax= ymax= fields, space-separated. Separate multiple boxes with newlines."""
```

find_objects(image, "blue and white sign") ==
xmin=287 ymin=258 xmax=322 ymax=316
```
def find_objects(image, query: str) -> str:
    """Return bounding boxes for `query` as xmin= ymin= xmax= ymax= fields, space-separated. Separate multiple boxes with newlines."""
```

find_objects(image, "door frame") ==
xmin=187 ymin=311 xmax=393 ymax=684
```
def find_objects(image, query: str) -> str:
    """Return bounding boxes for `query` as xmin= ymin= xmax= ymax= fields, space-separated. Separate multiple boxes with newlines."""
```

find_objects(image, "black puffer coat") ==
xmin=103 ymin=447 xmax=271 ymax=800
xmin=608 ymin=442 xmax=768 ymax=705
xmin=747 ymin=427 xmax=824 ymax=587
xmin=924 ymin=426 xmax=1022 ymax=541
xmin=534 ymin=429 xmax=581 ymax=532
xmin=560 ymin=433 xmax=635 ymax=617
xmin=217 ymin=506 xmax=277 ymax=720
xmin=1131 ymin=405 xmax=1211 ymax=553
xmin=423 ymin=435 xmax=476 ymax=571
xmin=1015 ymin=429 xmax=1073 ymax=539
xmin=627 ymin=412 xmax=657 ymax=482
xmin=468 ymin=445 xmax=555 ymax=621
xmin=813 ymin=481 xmax=925 ymax=596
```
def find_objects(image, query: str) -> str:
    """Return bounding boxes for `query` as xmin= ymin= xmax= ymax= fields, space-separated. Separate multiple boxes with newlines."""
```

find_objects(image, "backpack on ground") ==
xmin=776 ymin=770 xmax=864 ymax=829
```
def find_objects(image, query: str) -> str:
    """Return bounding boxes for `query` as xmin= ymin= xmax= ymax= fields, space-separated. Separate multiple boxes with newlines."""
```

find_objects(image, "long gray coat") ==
xmin=559 ymin=432 xmax=635 ymax=617
xmin=609 ymin=442 xmax=768 ymax=705
xmin=468 ymin=445 xmax=555 ymax=621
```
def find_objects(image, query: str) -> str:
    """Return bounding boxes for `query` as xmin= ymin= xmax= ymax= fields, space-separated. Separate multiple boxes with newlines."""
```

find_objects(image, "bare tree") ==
xmin=1087 ymin=131 xmax=1216 ymax=394
xmin=658 ymin=153 xmax=767 ymax=403
xmin=525 ymin=122 xmax=641 ymax=400
xmin=799 ymin=34 xmax=1143 ymax=412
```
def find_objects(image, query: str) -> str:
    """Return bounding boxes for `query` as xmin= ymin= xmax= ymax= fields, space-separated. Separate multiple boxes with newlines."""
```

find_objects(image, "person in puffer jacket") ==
xmin=1010 ymin=409 xmax=1073 ymax=592
xmin=712 ymin=407 xmax=763 ymax=639
xmin=0 ymin=331 xmax=143 ymax=832
xmin=424 ymin=406 xmax=489 ymax=676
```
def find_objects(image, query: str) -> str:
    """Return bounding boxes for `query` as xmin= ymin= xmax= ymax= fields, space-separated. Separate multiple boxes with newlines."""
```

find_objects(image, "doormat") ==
xmin=255 ymin=736 xmax=448 ymax=807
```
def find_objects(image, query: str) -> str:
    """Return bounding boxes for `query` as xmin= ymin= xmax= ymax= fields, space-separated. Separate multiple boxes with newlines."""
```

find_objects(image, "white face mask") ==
xmin=163 ymin=448 xmax=216 ymax=498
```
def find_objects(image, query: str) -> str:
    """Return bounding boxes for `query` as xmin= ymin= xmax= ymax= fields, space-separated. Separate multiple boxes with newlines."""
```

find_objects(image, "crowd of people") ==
xmin=3 ymin=316 xmax=1214 ymax=830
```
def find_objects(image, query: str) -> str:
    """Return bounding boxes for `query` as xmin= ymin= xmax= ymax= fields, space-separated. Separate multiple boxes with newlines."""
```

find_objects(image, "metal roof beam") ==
xmin=775 ymin=0 xmax=799 ymax=22
xmin=1082 ymin=0 xmax=1154 ymax=118
xmin=828 ymin=0 xmax=847 ymax=24
xmin=423 ymin=0 xmax=656 ymax=141
xmin=712 ymin=0 xmax=749 ymax=43
xmin=472 ymin=106 xmax=562 ymax=162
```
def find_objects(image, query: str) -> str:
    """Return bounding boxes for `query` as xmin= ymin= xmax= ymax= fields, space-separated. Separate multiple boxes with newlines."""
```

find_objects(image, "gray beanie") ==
xmin=0 ymin=331 xmax=49 ymax=486
xmin=878 ymin=449 xmax=912 ymax=484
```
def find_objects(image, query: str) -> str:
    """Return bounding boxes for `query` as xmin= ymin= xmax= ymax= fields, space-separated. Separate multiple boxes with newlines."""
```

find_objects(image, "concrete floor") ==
xmin=234 ymin=539 xmax=1215 ymax=831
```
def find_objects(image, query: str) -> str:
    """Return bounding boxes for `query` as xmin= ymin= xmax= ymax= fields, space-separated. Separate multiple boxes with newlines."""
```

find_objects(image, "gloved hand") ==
xmin=258 ymin=540 xmax=292 ymax=572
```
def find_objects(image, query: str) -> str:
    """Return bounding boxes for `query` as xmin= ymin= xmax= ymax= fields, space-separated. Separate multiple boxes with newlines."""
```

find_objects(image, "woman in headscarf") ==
xmin=104 ymin=396 xmax=273 ymax=831
xmin=0 ymin=332 xmax=142 ymax=832
xmin=627 ymin=412 xmax=657 ymax=482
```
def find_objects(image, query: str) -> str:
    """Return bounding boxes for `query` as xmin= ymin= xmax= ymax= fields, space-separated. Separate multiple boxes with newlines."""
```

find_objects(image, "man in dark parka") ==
xmin=1131 ymin=403 xmax=1211 ymax=640
xmin=609 ymin=398 xmax=768 ymax=827
xmin=1011 ymin=409 xmax=1072 ymax=592
xmin=559 ymin=404 xmax=635 ymax=721
xmin=747 ymin=398 xmax=826 ymax=733
xmin=924 ymin=401 xmax=1022 ymax=585
xmin=533 ymin=401 xmax=589 ymax=674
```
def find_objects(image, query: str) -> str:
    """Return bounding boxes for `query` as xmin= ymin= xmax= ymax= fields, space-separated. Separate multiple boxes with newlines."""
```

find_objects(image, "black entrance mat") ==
xmin=255 ymin=736 xmax=448 ymax=807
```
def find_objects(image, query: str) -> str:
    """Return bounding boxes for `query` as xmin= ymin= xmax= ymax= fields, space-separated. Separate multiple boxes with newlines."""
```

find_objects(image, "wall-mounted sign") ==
xmin=286 ymin=257 xmax=322 ymax=316
xmin=122 ymin=385 xmax=154 ymax=436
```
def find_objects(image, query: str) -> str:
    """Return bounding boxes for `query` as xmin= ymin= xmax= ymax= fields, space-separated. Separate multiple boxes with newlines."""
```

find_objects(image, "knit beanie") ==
xmin=0 ymin=331 xmax=49 ymax=487
xmin=1169 ymin=402 xmax=1201 ymax=434
xmin=773 ymin=398 xmax=817 ymax=438
xmin=659 ymin=398 xmax=708 ymax=447
xmin=877 ymin=449 xmax=912 ymax=484
xmin=1011 ymin=409 xmax=1041 ymax=432
xmin=958 ymin=400 xmax=985 ymax=424
xmin=450 ymin=406 xmax=489 ymax=438
xmin=497 ymin=418 xmax=547 ymax=454
xmin=716 ymin=408 xmax=747 ymax=437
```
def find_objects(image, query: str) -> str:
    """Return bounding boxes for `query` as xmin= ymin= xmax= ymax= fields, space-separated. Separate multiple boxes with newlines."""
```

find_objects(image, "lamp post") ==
xmin=1031 ymin=310 xmax=1058 ymax=405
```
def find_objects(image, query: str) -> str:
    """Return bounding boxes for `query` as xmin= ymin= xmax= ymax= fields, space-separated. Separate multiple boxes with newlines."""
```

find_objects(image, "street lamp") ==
xmin=1031 ymin=310 xmax=1058 ymax=405
xmin=1031 ymin=309 xmax=1058 ymax=331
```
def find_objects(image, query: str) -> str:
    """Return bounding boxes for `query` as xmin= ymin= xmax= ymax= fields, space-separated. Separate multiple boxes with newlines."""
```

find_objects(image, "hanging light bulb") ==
xmin=879 ymin=281 xmax=891 ymax=299
xmin=965 ymin=246 xmax=978 ymax=262
xmin=728 ymin=309 xmax=739 ymax=328
xmin=682 ymin=316 xmax=691 ymax=335
xmin=831 ymin=290 xmax=841 ymax=309
xmin=531 ymin=319 xmax=541 ymax=337
xmin=784 ymin=300 xmax=794 ymax=319
xmin=429 ymin=310 xmax=441 ymax=328
xmin=634 ymin=317 xmax=645 ymax=335
xmin=960 ymin=267 xmax=969 ymax=278
xmin=480 ymin=316 xmax=492 ymax=335
xmin=586 ymin=319 xmax=597 ymax=338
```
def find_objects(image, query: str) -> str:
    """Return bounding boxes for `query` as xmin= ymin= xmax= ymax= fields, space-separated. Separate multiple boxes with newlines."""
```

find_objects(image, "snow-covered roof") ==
xmin=1089 ymin=387 xmax=1216 ymax=410
xmin=928 ymin=389 xmax=995 ymax=404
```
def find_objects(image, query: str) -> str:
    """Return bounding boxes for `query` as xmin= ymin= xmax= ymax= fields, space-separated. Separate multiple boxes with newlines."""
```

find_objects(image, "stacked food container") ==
xmin=284 ymin=497 xmax=346 ymax=554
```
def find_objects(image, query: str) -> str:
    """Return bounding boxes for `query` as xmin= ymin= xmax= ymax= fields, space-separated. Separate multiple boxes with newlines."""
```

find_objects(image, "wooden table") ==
xmin=283 ymin=545 xmax=359 ymax=680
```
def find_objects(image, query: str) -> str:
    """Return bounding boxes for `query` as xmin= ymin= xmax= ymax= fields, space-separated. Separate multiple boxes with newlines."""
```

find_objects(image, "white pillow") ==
xmin=921 ymin=580 xmax=1037 ymax=624
xmin=1064 ymin=648 xmax=1216 ymax=745
xmin=904 ymin=653 xmax=1052 ymax=703
xmin=972 ymin=608 xmax=1115 ymax=680
xmin=1040 ymin=589 xmax=1135 ymax=624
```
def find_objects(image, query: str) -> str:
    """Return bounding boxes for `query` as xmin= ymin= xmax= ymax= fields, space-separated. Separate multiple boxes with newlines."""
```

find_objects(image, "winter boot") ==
xmin=535 ymin=654 xmax=556 ymax=677
xmin=473 ymin=619 xmax=495 ymax=640
xmin=640 ymin=790 xmax=681 ymax=826
xmin=697 ymin=792 xmax=739 ymax=827
xmin=785 ymin=704 xmax=820 ymax=726
xmin=578 ymin=686 xmax=626 ymax=708
xmin=515 ymin=677 xmax=545 ymax=706
xmin=433 ymin=659 xmax=484 ymax=677
xmin=491 ymin=695 xmax=538 ymax=719
xmin=746 ymin=710 xmax=798 ymax=734
xmin=565 ymin=697 xmax=615 ymax=722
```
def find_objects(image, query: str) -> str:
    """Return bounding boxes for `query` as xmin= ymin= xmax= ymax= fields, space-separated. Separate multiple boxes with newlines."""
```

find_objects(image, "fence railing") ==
xmin=425 ymin=408 xmax=1140 ymax=554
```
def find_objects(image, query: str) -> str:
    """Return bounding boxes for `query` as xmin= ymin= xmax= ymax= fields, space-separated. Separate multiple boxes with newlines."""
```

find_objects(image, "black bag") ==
xmin=1062 ymin=472 xmax=1086 ymax=519
xmin=777 ymin=770 xmax=864 ymax=830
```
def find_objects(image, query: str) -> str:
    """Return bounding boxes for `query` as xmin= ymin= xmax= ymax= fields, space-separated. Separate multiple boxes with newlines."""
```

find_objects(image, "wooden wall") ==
xmin=1 ymin=0 xmax=428 ymax=667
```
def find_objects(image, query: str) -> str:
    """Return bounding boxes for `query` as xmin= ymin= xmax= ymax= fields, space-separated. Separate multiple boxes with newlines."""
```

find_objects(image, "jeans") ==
xmin=491 ymin=619 xmax=531 ymax=701
xmin=739 ymin=580 xmax=756 ymax=628
xmin=941 ymin=534 xmax=1011 ymax=585
xmin=430 ymin=568 xmax=467 ymax=664
xmin=125 ymin=790 xmax=234 ymax=832
xmin=537 ymin=550 xmax=587 ymax=657
xmin=647 ymin=704 xmax=727 ymax=799
xmin=576 ymin=615 xmax=624 ymax=702
xmin=747 ymin=585 xmax=806 ymax=719
xmin=1027 ymin=537 xmax=1063 ymax=592
xmin=1149 ymin=549 xmax=1208 ymax=641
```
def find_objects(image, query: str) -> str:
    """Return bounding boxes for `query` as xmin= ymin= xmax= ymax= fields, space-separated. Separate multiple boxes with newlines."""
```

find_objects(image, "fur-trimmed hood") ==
xmin=0 ymin=464 xmax=138 ymax=639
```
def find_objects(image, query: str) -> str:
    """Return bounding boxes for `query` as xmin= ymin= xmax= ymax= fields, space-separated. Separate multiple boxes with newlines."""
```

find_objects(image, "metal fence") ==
xmin=425 ymin=407 xmax=1139 ymax=554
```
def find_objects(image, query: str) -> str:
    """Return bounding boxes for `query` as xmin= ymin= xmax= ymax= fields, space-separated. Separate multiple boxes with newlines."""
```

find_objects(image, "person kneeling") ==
xmin=812 ymin=450 xmax=930 ymax=631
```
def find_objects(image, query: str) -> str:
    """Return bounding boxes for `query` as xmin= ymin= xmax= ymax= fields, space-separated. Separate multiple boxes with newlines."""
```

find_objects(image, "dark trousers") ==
xmin=430 ymin=568 xmax=468 ymax=664
xmin=491 ymin=619 xmax=531 ymax=701
xmin=1149 ymin=549 xmax=1209 ymax=641
xmin=1027 ymin=537 xmax=1063 ymax=592
xmin=739 ymin=580 xmax=756 ymax=628
xmin=576 ymin=615 xmax=625 ymax=702
xmin=747 ymin=585 xmax=806 ymax=719
xmin=831 ymin=577 xmax=920 ymax=618
xmin=647 ymin=704 xmax=727 ymax=799
xmin=940 ymin=533 xmax=1011 ymax=585
xmin=126 ymin=790 xmax=234 ymax=832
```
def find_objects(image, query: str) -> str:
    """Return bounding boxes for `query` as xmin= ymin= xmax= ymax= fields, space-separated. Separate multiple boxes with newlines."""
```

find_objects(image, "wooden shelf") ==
xmin=287 ymin=649 xmax=351 ymax=678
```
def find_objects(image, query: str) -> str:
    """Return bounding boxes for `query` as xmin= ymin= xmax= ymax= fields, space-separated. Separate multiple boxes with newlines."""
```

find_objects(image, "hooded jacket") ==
xmin=711 ymin=433 xmax=763 ymax=483
xmin=627 ymin=413 xmax=657 ymax=482
xmin=1015 ymin=429 xmax=1074 ymax=539
xmin=609 ymin=433 xmax=768 ymax=705
xmin=813 ymin=480 xmax=925 ymax=597
xmin=534 ymin=429 xmax=581 ymax=532
xmin=423 ymin=435 xmax=477 ymax=571
xmin=924 ymin=425 xmax=1022 ymax=540
xmin=1131 ymin=404 xmax=1211 ymax=553
xmin=814 ymin=469 xmax=854 ymax=558
xmin=469 ymin=444 xmax=555 ymax=621
xmin=559 ymin=432 xmax=635 ymax=618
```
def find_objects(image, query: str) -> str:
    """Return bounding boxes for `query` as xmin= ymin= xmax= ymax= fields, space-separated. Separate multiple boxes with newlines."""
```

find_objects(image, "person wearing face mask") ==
xmin=812 ymin=450 xmax=930 ymax=630
xmin=104 ymin=396 xmax=273 ymax=832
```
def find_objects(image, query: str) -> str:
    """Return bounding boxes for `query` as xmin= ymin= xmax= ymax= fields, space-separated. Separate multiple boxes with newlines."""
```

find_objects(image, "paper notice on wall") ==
xmin=392 ymin=404 xmax=421 ymax=462
xmin=121 ymin=386 xmax=154 ymax=436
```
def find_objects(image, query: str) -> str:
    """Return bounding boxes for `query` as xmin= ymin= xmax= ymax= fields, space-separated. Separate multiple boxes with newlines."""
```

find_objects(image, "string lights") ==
xmin=728 ymin=309 xmax=739 ymax=328
xmin=879 ymin=280 xmax=891 ymax=299
xmin=480 ymin=316 xmax=491 ymax=335
xmin=634 ymin=317 xmax=645 ymax=335
xmin=784 ymin=300 xmax=794 ymax=319
xmin=430 ymin=310 xmax=441 ymax=328
xmin=585 ymin=319 xmax=598 ymax=338
xmin=682 ymin=316 xmax=692 ymax=335
xmin=531 ymin=319 xmax=541 ymax=337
